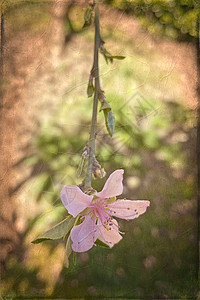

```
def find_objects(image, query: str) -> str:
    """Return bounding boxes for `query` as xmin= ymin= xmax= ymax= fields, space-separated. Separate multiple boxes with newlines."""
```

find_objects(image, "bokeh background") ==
xmin=0 ymin=0 xmax=198 ymax=298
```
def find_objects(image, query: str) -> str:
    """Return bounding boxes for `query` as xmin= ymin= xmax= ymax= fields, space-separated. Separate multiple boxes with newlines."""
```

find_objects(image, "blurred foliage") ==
xmin=1 ymin=1 xmax=198 ymax=298
xmin=103 ymin=0 xmax=199 ymax=41
xmin=2 ymin=94 xmax=197 ymax=298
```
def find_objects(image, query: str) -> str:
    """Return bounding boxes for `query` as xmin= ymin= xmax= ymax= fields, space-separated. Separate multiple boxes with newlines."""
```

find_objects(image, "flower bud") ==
xmin=94 ymin=167 xmax=106 ymax=179
xmin=93 ymin=157 xmax=106 ymax=179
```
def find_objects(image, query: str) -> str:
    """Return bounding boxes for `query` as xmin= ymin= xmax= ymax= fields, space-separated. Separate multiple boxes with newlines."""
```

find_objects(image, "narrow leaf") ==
xmin=32 ymin=216 xmax=75 ymax=244
xmin=103 ymin=54 xmax=108 ymax=64
xmin=103 ymin=109 xmax=115 ymax=137
xmin=73 ymin=251 xmax=77 ymax=265
xmin=100 ymin=47 xmax=111 ymax=64
xmin=95 ymin=239 xmax=110 ymax=249
xmin=65 ymin=215 xmax=80 ymax=268
xmin=87 ymin=79 xmax=94 ymax=97
xmin=104 ymin=48 xmax=112 ymax=58
xmin=31 ymin=238 xmax=51 ymax=244
xmin=111 ymin=55 xmax=126 ymax=60
xmin=65 ymin=234 xmax=73 ymax=268
xmin=108 ymin=56 xmax=113 ymax=63
xmin=83 ymin=7 xmax=92 ymax=28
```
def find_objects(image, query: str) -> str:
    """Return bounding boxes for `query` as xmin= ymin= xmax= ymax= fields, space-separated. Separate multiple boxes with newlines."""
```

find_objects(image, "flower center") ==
xmin=89 ymin=196 xmax=110 ymax=225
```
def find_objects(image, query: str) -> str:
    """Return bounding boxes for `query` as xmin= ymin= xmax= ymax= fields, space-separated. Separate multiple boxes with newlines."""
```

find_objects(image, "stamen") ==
xmin=107 ymin=218 xmax=125 ymax=235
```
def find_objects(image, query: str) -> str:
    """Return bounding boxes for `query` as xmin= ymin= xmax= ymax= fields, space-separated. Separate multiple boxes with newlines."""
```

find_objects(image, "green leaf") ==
xmin=65 ymin=215 xmax=80 ymax=268
xmin=73 ymin=251 xmax=77 ymax=265
xmin=95 ymin=239 xmax=110 ymax=249
xmin=99 ymin=100 xmax=111 ymax=112
xmin=103 ymin=54 xmax=108 ymax=64
xmin=83 ymin=7 xmax=92 ymax=28
xmin=104 ymin=50 xmax=113 ymax=63
xmin=111 ymin=55 xmax=126 ymax=60
xmin=108 ymin=56 xmax=113 ymax=63
xmin=99 ymin=97 xmax=115 ymax=136
xmin=65 ymin=234 xmax=73 ymax=268
xmin=103 ymin=109 xmax=115 ymax=137
xmin=100 ymin=46 xmax=113 ymax=64
xmin=87 ymin=78 xmax=94 ymax=98
xmin=31 ymin=238 xmax=52 ymax=244
xmin=100 ymin=46 xmax=125 ymax=64
xmin=32 ymin=216 xmax=75 ymax=244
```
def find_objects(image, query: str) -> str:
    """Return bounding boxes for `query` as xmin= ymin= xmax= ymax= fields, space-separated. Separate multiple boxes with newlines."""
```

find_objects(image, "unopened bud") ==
xmin=94 ymin=167 xmax=106 ymax=179
xmin=93 ymin=157 xmax=106 ymax=179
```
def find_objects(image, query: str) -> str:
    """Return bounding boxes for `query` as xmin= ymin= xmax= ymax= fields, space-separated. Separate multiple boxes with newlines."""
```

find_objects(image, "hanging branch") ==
xmin=31 ymin=1 xmax=151 ymax=269
xmin=83 ymin=1 xmax=121 ymax=190
xmin=84 ymin=2 xmax=101 ymax=190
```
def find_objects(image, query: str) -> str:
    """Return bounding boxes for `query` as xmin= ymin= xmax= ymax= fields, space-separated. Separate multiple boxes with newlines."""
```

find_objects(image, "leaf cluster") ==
xmin=100 ymin=45 xmax=125 ymax=64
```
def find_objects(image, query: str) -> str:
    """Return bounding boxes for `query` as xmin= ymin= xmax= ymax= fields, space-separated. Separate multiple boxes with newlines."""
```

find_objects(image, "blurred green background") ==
xmin=104 ymin=0 xmax=198 ymax=40
xmin=1 ymin=0 xmax=198 ymax=298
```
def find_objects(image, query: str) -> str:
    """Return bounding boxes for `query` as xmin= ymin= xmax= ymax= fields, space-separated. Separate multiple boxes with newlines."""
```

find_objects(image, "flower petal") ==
xmin=96 ymin=169 xmax=124 ymax=199
xmin=71 ymin=216 xmax=99 ymax=252
xmin=107 ymin=199 xmax=150 ymax=220
xmin=60 ymin=185 xmax=93 ymax=217
xmin=98 ymin=218 xmax=122 ymax=248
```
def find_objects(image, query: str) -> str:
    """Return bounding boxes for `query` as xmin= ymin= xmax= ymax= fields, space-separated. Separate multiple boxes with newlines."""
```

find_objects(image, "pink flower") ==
xmin=61 ymin=169 xmax=150 ymax=252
